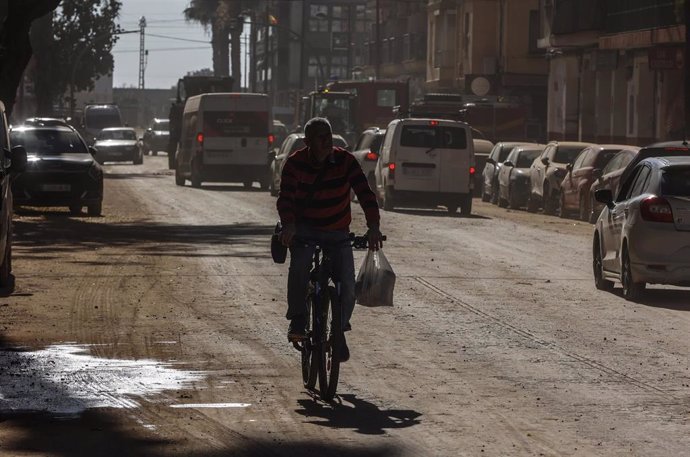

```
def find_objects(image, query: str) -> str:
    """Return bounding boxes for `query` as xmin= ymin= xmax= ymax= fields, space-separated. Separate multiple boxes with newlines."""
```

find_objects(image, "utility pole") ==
xmin=138 ymin=16 xmax=147 ymax=89
xmin=685 ymin=0 xmax=690 ymax=138
xmin=375 ymin=0 xmax=380 ymax=80
xmin=263 ymin=1 xmax=270 ymax=94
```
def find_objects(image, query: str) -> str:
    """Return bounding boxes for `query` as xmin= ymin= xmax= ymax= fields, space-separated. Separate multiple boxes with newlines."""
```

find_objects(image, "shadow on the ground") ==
xmin=13 ymin=216 xmax=274 ymax=259
xmin=612 ymin=287 xmax=690 ymax=311
xmin=295 ymin=393 xmax=422 ymax=435
xmin=392 ymin=208 xmax=491 ymax=220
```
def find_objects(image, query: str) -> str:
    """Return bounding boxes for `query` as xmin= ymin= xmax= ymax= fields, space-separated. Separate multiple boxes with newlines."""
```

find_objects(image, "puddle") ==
xmin=170 ymin=403 xmax=250 ymax=409
xmin=0 ymin=344 xmax=204 ymax=416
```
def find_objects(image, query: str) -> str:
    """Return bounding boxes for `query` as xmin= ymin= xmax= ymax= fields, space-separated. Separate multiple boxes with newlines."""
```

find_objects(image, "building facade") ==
xmin=542 ymin=0 xmax=686 ymax=145
xmin=427 ymin=0 xmax=548 ymax=135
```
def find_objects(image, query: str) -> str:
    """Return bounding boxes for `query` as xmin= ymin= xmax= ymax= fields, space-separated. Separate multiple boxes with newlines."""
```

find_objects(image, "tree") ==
xmin=31 ymin=0 xmax=122 ymax=116
xmin=0 ymin=0 xmax=61 ymax=117
xmin=184 ymin=0 xmax=252 ymax=91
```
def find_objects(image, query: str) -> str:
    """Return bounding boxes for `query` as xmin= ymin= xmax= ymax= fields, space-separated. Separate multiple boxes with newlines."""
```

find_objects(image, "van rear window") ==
xmin=204 ymin=111 xmax=268 ymax=137
xmin=400 ymin=126 xmax=467 ymax=149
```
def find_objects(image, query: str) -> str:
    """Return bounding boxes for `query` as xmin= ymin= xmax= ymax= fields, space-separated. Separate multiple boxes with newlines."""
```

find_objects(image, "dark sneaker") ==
xmin=287 ymin=317 xmax=307 ymax=342
xmin=338 ymin=336 xmax=350 ymax=363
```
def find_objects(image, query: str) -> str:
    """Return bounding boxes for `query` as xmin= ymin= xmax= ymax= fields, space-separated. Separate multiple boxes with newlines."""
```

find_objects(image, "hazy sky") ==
xmin=113 ymin=0 xmax=213 ymax=89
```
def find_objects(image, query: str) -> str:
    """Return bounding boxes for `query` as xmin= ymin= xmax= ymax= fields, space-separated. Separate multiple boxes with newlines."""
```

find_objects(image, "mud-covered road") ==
xmin=0 ymin=156 xmax=688 ymax=456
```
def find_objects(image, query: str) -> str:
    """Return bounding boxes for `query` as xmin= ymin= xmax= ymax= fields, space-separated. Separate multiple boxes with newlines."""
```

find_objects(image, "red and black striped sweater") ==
xmin=277 ymin=147 xmax=380 ymax=231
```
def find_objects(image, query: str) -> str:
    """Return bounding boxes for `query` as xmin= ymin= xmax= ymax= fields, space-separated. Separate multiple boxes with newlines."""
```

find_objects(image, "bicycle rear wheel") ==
xmin=302 ymin=289 xmax=318 ymax=390
xmin=318 ymin=286 xmax=341 ymax=401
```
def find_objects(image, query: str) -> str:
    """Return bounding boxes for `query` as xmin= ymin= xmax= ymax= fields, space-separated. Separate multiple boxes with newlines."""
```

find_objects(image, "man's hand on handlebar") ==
xmin=367 ymin=225 xmax=384 ymax=251
xmin=280 ymin=223 xmax=296 ymax=247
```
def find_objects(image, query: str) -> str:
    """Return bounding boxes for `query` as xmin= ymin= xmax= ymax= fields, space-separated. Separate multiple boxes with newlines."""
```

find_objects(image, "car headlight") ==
xmin=88 ymin=163 xmax=102 ymax=181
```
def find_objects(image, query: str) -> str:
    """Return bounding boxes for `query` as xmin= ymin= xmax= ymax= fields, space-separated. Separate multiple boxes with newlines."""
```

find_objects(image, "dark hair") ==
xmin=304 ymin=117 xmax=331 ymax=139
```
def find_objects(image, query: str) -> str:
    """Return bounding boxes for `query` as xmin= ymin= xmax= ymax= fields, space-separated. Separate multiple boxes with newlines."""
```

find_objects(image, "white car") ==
xmin=593 ymin=156 xmax=690 ymax=300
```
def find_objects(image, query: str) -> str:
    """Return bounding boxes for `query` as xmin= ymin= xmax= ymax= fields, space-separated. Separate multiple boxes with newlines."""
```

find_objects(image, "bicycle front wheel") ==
xmin=302 ymin=289 xmax=318 ymax=390
xmin=318 ymin=286 xmax=341 ymax=401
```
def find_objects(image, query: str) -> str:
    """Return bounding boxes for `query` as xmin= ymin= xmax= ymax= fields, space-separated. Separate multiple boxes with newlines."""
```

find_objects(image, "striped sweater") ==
xmin=277 ymin=147 xmax=380 ymax=231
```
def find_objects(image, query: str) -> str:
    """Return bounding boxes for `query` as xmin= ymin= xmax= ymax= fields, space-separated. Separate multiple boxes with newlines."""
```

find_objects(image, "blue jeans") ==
xmin=287 ymin=226 xmax=355 ymax=331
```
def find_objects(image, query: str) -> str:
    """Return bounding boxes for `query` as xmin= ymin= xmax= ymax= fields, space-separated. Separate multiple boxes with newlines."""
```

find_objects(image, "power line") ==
xmin=114 ymin=46 xmax=209 ymax=53
xmin=146 ymin=33 xmax=210 ymax=44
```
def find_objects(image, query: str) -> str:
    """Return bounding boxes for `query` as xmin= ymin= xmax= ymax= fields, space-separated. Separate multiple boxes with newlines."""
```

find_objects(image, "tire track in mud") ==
xmin=415 ymin=276 xmax=673 ymax=399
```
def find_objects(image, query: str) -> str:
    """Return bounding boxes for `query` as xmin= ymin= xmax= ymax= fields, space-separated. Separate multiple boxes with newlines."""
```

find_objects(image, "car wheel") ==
xmin=543 ymin=186 xmax=557 ymax=215
xmin=526 ymin=193 xmax=538 ymax=213
xmin=87 ymin=202 xmax=102 ymax=217
xmin=0 ymin=238 xmax=12 ymax=289
xmin=383 ymin=187 xmax=395 ymax=211
xmin=593 ymin=236 xmax=613 ymax=291
xmin=460 ymin=194 xmax=472 ymax=215
xmin=446 ymin=204 xmax=458 ymax=214
xmin=175 ymin=166 xmax=185 ymax=186
xmin=191 ymin=162 xmax=202 ymax=188
xmin=589 ymin=197 xmax=599 ymax=224
xmin=579 ymin=193 xmax=589 ymax=221
xmin=490 ymin=180 xmax=499 ymax=205
xmin=497 ymin=188 xmax=508 ymax=208
xmin=508 ymin=185 xmax=520 ymax=209
xmin=152 ymin=150 xmax=158 ymax=157
xmin=69 ymin=205 xmax=82 ymax=215
xmin=621 ymin=246 xmax=645 ymax=301
xmin=481 ymin=181 xmax=490 ymax=202
xmin=243 ymin=181 xmax=253 ymax=190
xmin=168 ymin=151 xmax=176 ymax=170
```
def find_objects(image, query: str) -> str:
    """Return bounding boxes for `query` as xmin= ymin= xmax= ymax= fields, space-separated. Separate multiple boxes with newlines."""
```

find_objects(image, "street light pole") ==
xmin=375 ymin=0 xmax=380 ymax=80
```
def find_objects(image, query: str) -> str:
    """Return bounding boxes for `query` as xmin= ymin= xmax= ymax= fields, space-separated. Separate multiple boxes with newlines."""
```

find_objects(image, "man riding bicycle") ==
xmin=277 ymin=117 xmax=383 ymax=362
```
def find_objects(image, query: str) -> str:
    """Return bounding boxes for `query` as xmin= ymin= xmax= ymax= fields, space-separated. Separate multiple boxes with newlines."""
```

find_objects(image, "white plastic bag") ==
xmin=355 ymin=249 xmax=396 ymax=307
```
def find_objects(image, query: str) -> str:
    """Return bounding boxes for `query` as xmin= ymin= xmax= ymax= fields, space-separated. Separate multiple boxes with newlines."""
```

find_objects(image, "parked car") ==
xmin=374 ymin=118 xmax=475 ymax=214
xmin=482 ymin=142 xmax=527 ymax=203
xmin=23 ymin=117 xmax=70 ymax=128
xmin=527 ymin=141 xmax=592 ymax=214
xmin=0 ymin=103 xmax=27 ymax=288
xmin=593 ymin=156 xmax=690 ymax=301
xmin=271 ymin=120 xmax=289 ymax=154
xmin=93 ymin=127 xmax=143 ymax=165
xmin=559 ymin=144 xmax=632 ymax=220
xmin=142 ymin=118 xmax=169 ymax=156
xmin=351 ymin=127 xmax=385 ymax=191
xmin=588 ymin=148 xmax=640 ymax=223
xmin=10 ymin=125 xmax=102 ymax=216
xmin=473 ymin=137 xmax=494 ymax=198
xmin=497 ymin=145 xmax=542 ymax=209
xmin=269 ymin=133 xmax=348 ymax=196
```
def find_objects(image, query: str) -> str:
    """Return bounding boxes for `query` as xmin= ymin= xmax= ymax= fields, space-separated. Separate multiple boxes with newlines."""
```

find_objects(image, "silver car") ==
xmin=593 ymin=156 xmax=690 ymax=301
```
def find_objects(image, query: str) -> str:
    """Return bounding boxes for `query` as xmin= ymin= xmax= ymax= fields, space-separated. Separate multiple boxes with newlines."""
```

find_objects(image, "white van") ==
xmin=174 ymin=93 xmax=271 ymax=188
xmin=374 ymin=118 xmax=475 ymax=214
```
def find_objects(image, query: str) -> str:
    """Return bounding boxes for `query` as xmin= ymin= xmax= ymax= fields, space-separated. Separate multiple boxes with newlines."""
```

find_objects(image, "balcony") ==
xmin=551 ymin=0 xmax=603 ymax=35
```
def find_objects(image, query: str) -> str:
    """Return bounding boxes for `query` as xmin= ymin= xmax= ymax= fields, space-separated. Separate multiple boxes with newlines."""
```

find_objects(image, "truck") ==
xmin=167 ymin=76 xmax=235 ymax=169
xmin=298 ymin=80 xmax=409 ymax=148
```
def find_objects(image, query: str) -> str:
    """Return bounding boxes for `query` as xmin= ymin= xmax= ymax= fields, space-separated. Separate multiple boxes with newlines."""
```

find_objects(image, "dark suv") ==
xmin=0 ymin=102 xmax=28 ymax=287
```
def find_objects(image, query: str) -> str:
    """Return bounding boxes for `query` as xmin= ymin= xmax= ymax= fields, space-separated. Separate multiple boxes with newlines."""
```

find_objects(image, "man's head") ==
xmin=304 ymin=117 xmax=333 ymax=163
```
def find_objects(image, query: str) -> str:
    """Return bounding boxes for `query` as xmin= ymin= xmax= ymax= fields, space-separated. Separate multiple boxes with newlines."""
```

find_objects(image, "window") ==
xmin=528 ymin=10 xmax=541 ymax=54
xmin=629 ymin=166 xmax=651 ymax=198
xmin=554 ymin=146 xmax=585 ymax=164
xmin=400 ymin=126 xmax=467 ymax=150
xmin=620 ymin=166 xmax=651 ymax=201
xmin=309 ymin=5 xmax=329 ymax=32
xmin=308 ymin=56 xmax=322 ymax=78
xmin=661 ymin=168 xmax=690 ymax=196
xmin=602 ymin=152 xmax=624 ymax=175
xmin=331 ymin=6 xmax=349 ymax=32
xmin=377 ymin=90 xmax=397 ymax=108
xmin=330 ymin=55 xmax=348 ymax=79
xmin=516 ymin=149 xmax=541 ymax=168
xmin=594 ymin=149 xmax=620 ymax=169
xmin=572 ymin=149 xmax=589 ymax=170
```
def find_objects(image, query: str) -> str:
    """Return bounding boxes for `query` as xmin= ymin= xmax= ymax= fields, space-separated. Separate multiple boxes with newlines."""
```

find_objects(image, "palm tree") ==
xmin=184 ymin=0 xmax=248 ymax=90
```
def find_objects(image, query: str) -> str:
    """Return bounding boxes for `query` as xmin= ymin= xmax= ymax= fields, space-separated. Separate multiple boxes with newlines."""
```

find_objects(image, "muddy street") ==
xmin=0 ymin=156 xmax=688 ymax=457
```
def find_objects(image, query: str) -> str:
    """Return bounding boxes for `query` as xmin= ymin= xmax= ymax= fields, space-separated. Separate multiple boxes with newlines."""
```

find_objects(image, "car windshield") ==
xmin=554 ymin=146 xmax=585 ymax=163
xmin=400 ymin=126 xmax=467 ymax=150
xmin=99 ymin=130 xmax=136 ymax=141
xmin=516 ymin=150 xmax=541 ymax=168
xmin=85 ymin=110 xmax=121 ymax=130
xmin=11 ymin=129 xmax=88 ymax=155
xmin=661 ymin=168 xmax=690 ymax=196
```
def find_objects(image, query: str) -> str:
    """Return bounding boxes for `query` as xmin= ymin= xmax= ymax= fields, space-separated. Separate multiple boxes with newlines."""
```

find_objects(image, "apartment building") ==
xmin=427 ymin=0 xmax=548 ymax=132
xmin=542 ymin=0 xmax=685 ymax=144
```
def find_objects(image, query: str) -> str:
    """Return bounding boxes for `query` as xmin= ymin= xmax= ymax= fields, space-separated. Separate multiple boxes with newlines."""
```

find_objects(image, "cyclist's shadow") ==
xmin=295 ymin=393 xmax=422 ymax=435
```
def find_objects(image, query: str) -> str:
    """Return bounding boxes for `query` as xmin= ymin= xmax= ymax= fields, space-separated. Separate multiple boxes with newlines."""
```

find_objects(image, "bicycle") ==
xmin=292 ymin=233 xmax=377 ymax=401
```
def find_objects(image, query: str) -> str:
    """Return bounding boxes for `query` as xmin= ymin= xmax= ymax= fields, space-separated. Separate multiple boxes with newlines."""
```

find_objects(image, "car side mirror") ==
xmin=486 ymin=158 xmax=496 ymax=165
xmin=541 ymin=157 xmax=549 ymax=166
xmin=594 ymin=189 xmax=614 ymax=209
xmin=566 ymin=163 xmax=573 ymax=172
xmin=503 ymin=160 xmax=514 ymax=167
xmin=88 ymin=146 xmax=97 ymax=157
xmin=592 ymin=168 xmax=602 ymax=180
xmin=8 ymin=145 xmax=27 ymax=174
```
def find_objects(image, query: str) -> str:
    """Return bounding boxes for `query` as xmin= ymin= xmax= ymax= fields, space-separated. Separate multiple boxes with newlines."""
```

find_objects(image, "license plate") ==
xmin=42 ymin=184 xmax=70 ymax=192
xmin=403 ymin=167 xmax=433 ymax=177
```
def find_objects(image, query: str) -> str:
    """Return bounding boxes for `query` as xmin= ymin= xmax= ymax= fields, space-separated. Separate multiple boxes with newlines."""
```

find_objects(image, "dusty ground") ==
xmin=0 ymin=156 xmax=688 ymax=456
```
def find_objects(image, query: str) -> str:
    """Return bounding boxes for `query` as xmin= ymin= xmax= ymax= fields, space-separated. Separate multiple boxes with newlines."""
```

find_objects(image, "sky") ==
xmin=113 ymin=0 xmax=214 ymax=89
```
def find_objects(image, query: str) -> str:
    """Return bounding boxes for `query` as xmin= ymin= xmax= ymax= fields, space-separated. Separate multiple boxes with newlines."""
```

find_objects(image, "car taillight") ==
xmin=469 ymin=166 xmax=476 ymax=175
xmin=388 ymin=162 xmax=395 ymax=179
xmin=640 ymin=196 xmax=674 ymax=223
xmin=196 ymin=133 xmax=204 ymax=145
xmin=268 ymin=134 xmax=275 ymax=146
xmin=365 ymin=151 xmax=378 ymax=161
